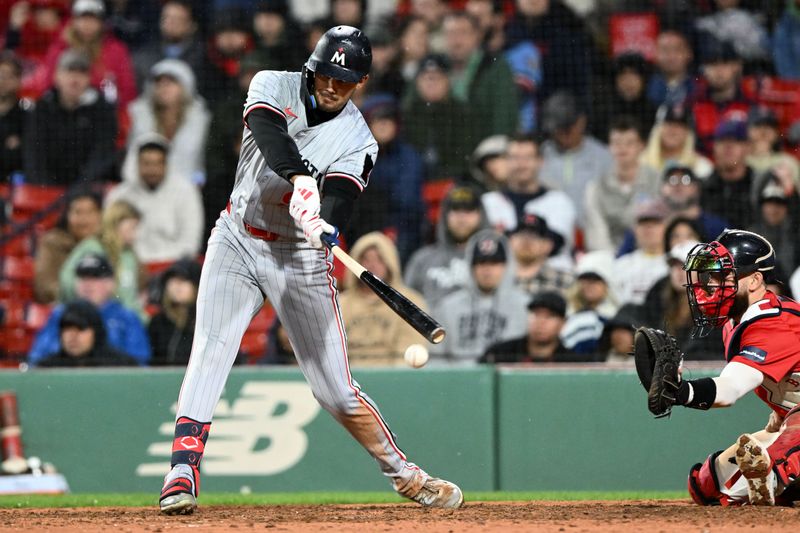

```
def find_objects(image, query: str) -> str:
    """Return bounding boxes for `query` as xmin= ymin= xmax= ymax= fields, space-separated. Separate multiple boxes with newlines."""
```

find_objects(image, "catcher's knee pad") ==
xmin=688 ymin=451 xmax=725 ymax=506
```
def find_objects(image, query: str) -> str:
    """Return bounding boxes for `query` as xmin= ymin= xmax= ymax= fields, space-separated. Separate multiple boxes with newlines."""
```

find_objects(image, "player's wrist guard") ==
xmin=676 ymin=377 xmax=716 ymax=410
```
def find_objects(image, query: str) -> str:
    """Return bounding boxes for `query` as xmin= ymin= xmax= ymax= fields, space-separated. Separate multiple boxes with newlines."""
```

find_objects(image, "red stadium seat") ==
xmin=0 ymin=301 xmax=26 ymax=328
xmin=145 ymin=260 xmax=176 ymax=277
xmin=422 ymin=179 xmax=455 ymax=226
xmin=2 ymin=257 xmax=35 ymax=283
xmin=0 ymin=280 xmax=33 ymax=302
xmin=240 ymin=330 xmax=268 ymax=362
xmin=0 ymin=327 xmax=34 ymax=357
xmin=247 ymin=304 xmax=276 ymax=332
xmin=11 ymin=184 xmax=66 ymax=216
xmin=25 ymin=303 xmax=53 ymax=331
xmin=0 ymin=234 xmax=33 ymax=257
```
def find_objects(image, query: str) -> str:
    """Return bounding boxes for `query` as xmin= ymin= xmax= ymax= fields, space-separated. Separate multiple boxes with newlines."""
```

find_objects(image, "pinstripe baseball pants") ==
xmin=174 ymin=211 xmax=425 ymax=493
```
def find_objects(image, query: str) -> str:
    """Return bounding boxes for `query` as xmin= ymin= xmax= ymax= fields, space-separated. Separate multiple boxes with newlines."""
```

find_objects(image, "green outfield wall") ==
xmin=0 ymin=367 xmax=769 ymax=493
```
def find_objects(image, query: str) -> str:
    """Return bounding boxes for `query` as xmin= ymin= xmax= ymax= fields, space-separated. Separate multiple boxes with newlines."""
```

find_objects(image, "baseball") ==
xmin=404 ymin=344 xmax=429 ymax=368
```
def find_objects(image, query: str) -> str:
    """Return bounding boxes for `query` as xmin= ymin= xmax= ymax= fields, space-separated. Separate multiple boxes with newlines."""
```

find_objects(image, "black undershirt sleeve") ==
xmin=320 ymin=177 xmax=360 ymax=232
xmin=245 ymin=107 xmax=308 ymax=181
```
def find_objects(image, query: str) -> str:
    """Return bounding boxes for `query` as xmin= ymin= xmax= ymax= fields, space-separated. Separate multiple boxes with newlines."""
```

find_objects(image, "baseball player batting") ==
xmin=158 ymin=26 xmax=463 ymax=515
xmin=637 ymin=229 xmax=800 ymax=506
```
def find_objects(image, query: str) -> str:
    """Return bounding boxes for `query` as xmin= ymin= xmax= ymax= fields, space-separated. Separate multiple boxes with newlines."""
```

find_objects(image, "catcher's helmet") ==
xmin=305 ymin=25 xmax=371 ymax=84
xmin=683 ymin=229 xmax=775 ymax=336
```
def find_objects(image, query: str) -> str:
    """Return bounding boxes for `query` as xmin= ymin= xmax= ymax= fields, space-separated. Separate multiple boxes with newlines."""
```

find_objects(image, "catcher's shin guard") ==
xmin=688 ymin=451 xmax=726 ymax=506
xmin=159 ymin=417 xmax=210 ymax=515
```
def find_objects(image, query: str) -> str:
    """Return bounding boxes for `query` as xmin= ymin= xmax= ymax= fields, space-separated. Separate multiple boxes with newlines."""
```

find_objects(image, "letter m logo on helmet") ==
xmin=331 ymin=47 xmax=346 ymax=66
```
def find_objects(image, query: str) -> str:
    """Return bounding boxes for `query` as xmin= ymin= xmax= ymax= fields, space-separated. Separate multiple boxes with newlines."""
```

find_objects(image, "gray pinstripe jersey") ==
xmin=230 ymin=70 xmax=378 ymax=239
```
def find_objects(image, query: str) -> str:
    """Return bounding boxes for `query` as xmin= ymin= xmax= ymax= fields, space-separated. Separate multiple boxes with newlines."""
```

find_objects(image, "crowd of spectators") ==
xmin=1 ymin=0 xmax=800 ymax=368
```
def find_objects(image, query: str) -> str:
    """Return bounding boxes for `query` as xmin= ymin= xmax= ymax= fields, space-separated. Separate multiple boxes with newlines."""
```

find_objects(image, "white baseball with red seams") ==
xmin=170 ymin=70 xmax=432 ymax=497
xmin=404 ymin=344 xmax=429 ymax=368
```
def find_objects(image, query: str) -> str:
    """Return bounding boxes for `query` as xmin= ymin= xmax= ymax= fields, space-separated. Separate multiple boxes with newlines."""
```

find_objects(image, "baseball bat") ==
xmin=321 ymin=233 xmax=446 ymax=344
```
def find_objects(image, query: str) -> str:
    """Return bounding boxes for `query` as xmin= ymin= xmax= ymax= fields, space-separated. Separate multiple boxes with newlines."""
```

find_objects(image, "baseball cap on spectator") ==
xmin=748 ymin=106 xmax=779 ymax=129
xmin=658 ymin=103 xmax=692 ymax=127
xmin=255 ymin=0 xmax=289 ymax=16
xmin=57 ymin=49 xmax=91 ymax=72
xmin=699 ymin=37 xmax=739 ymax=64
xmin=76 ymin=254 xmax=114 ymax=279
xmin=634 ymin=199 xmax=670 ymax=223
xmin=667 ymin=240 xmax=700 ymax=266
xmin=662 ymin=165 xmax=698 ymax=186
xmin=527 ymin=291 xmax=567 ymax=318
xmin=360 ymin=93 xmax=398 ymax=123
xmin=575 ymin=251 xmax=614 ymax=284
xmin=59 ymin=299 xmax=101 ymax=330
xmin=150 ymin=59 xmax=196 ymax=95
xmin=714 ymin=119 xmax=748 ymax=142
xmin=446 ymin=185 xmax=482 ymax=211
xmin=510 ymin=213 xmax=564 ymax=255
xmin=471 ymin=232 xmax=507 ymax=265
xmin=541 ymin=91 xmax=582 ymax=134
xmin=759 ymin=175 xmax=788 ymax=204
xmin=417 ymin=54 xmax=450 ymax=76
xmin=72 ymin=0 xmax=105 ymax=17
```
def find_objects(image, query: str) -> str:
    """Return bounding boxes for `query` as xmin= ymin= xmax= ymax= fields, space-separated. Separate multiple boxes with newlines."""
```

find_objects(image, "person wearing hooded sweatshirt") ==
xmin=148 ymin=259 xmax=201 ymax=366
xmin=37 ymin=299 xmax=138 ymax=367
xmin=430 ymin=229 xmax=529 ymax=363
xmin=404 ymin=185 xmax=488 ymax=304
xmin=122 ymin=58 xmax=210 ymax=185
xmin=106 ymin=134 xmax=204 ymax=263
xmin=339 ymin=232 xmax=428 ymax=366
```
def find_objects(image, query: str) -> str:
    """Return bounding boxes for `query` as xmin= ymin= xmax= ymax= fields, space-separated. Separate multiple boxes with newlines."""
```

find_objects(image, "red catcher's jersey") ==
xmin=722 ymin=292 xmax=800 ymax=417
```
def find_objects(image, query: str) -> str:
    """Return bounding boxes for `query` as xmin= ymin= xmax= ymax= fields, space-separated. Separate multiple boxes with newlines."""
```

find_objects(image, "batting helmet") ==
xmin=305 ymin=26 xmax=372 ymax=85
xmin=684 ymin=229 xmax=776 ymax=335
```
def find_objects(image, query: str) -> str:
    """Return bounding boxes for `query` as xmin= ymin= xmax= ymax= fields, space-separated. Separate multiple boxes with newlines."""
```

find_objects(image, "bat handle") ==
xmin=321 ymin=230 xmax=340 ymax=250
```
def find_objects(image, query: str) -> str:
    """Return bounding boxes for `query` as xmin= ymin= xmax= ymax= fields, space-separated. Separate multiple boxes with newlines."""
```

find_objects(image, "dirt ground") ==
xmin=1 ymin=500 xmax=798 ymax=533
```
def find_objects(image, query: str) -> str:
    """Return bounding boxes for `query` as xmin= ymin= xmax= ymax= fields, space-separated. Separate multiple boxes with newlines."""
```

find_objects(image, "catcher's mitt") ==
xmin=633 ymin=327 xmax=685 ymax=418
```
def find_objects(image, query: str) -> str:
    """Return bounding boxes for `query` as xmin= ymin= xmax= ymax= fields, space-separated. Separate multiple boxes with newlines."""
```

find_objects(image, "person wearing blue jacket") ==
xmin=773 ymin=0 xmax=800 ymax=80
xmin=28 ymin=254 xmax=151 ymax=366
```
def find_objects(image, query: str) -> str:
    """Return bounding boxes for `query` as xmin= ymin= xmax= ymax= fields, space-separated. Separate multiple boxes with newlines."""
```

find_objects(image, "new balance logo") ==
xmin=331 ymin=48 xmax=346 ymax=66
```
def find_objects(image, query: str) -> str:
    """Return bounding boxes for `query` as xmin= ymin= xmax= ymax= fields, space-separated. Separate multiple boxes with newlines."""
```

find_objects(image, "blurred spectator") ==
xmin=481 ymin=291 xmax=581 ymax=363
xmin=469 ymin=134 xmax=509 ymax=192
xmin=505 ymin=0 xmax=593 ymax=104
xmin=750 ymin=174 xmax=800 ymax=276
xmin=23 ymin=49 xmax=117 ymax=185
xmin=539 ymin=91 xmax=613 ymax=220
xmin=33 ymin=187 xmax=102 ymax=303
xmin=326 ymin=0 xmax=367 ymax=28
xmin=695 ymin=0 xmax=769 ymax=62
xmin=702 ymin=119 xmax=757 ymax=228
xmin=339 ymin=232 xmax=428 ymax=366
xmin=431 ymin=230 xmax=529 ymax=363
xmin=691 ymin=38 xmax=752 ymax=156
xmin=561 ymin=251 xmax=618 ymax=355
xmin=249 ymin=0 xmax=306 ymax=72
xmin=260 ymin=318 xmax=296 ymax=365
xmin=482 ymin=134 xmax=576 ymax=270
xmin=442 ymin=11 xmax=518 ymax=143
xmin=104 ymin=0 xmax=160 ymax=51
xmin=148 ymin=258 xmax=201 ymax=366
xmin=0 ymin=51 xmax=25 ymax=182
xmin=405 ymin=185 xmax=487 ymax=303
xmin=465 ymin=0 xmax=506 ymax=53
xmin=663 ymin=215 xmax=704 ymax=252
xmin=107 ymin=134 xmax=204 ymax=263
xmin=409 ymin=0 xmax=449 ymax=53
xmin=202 ymin=7 xmax=254 ymax=105
xmin=509 ymin=213 xmax=574 ymax=297
xmin=123 ymin=59 xmax=210 ymax=185
xmin=611 ymin=200 xmax=669 ymax=306
xmin=503 ymin=38 xmax=540 ymax=134
xmin=641 ymin=240 xmax=722 ymax=360
xmin=203 ymin=52 xmax=264 ymax=245
xmin=396 ymin=16 xmax=430 ymax=84
xmin=641 ymin=103 xmax=713 ymax=180
xmin=584 ymin=116 xmax=660 ymax=253
xmin=658 ymin=166 xmax=727 ymax=242
xmin=773 ymin=0 xmax=800 ymax=80
xmin=32 ymin=0 xmax=136 ymax=109
xmin=598 ymin=303 xmax=638 ymax=364
xmin=349 ymin=94 xmax=425 ymax=264
xmin=29 ymin=253 xmax=151 ymax=365
xmin=746 ymin=106 xmax=800 ymax=187
xmin=36 ymin=299 xmax=138 ymax=367
xmin=401 ymin=54 xmax=472 ymax=180
xmin=3 ymin=0 xmax=67 ymax=95
xmin=646 ymin=28 xmax=695 ymax=108
xmin=58 ymin=200 xmax=143 ymax=316
xmin=132 ymin=0 xmax=208 ymax=92
xmin=359 ymin=28 xmax=405 ymax=99
xmin=591 ymin=52 xmax=657 ymax=141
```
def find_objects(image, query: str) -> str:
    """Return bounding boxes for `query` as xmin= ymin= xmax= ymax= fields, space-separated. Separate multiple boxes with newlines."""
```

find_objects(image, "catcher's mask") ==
xmin=684 ymin=229 xmax=776 ymax=337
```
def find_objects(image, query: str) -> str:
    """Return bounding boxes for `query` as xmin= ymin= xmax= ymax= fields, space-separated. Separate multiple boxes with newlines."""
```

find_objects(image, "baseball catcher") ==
xmin=635 ymin=229 xmax=800 ymax=506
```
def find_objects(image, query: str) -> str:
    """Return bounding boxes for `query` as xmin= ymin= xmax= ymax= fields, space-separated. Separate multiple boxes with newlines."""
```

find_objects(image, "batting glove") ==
xmin=300 ymin=215 xmax=335 ymax=250
xmin=289 ymin=175 xmax=321 ymax=223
